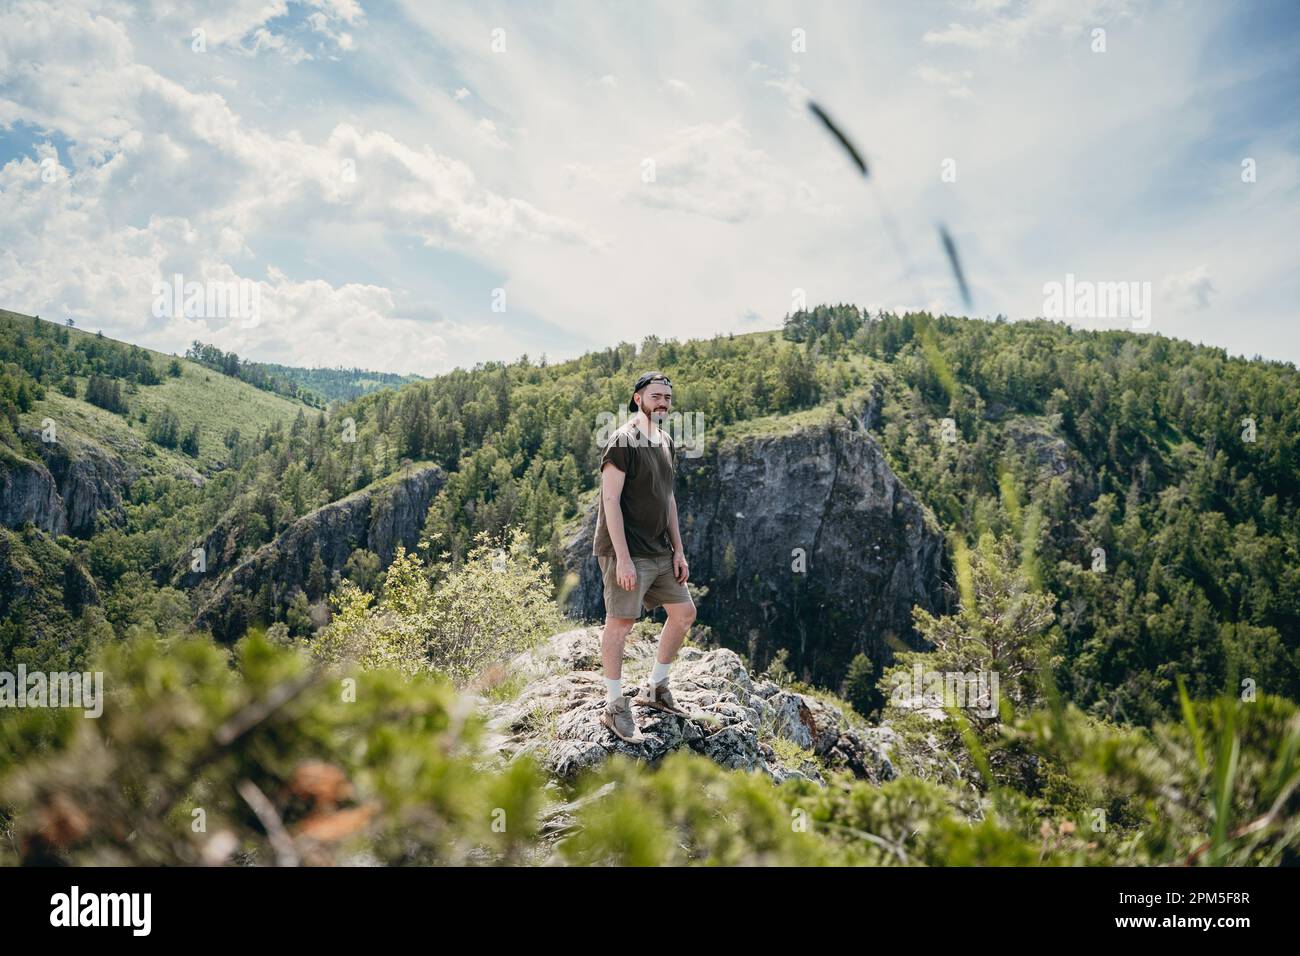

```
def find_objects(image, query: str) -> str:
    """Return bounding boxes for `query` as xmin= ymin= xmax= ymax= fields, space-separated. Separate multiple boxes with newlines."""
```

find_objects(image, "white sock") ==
xmin=605 ymin=677 xmax=622 ymax=702
xmin=650 ymin=661 xmax=671 ymax=686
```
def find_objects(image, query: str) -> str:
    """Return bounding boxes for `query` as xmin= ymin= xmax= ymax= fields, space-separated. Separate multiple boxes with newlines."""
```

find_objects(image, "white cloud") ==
xmin=0 ymin=0 xmax=607 ymax=371
xmin=630 ymin=119 xmax=790 ymax=223
xmin=475 ymin=117 xmax=508 ymax=150
xmin=923 ymin=0 xmax=1136 ymax=50
xmin=140 ymin=0 xmax=364 ymax=56
xmin=0 ymin=0 xmax=1296 ymax=371
xmin=922 ymin=22 xmax=996 ymax=49
xmin=917 ymin=64 xmax=975 ymax=100
xmin=1160 ymin=267 xmax=1216 ymax=312
xmin=753 ymin=61 xmax=811 ymax=112
xmin=240 ymin=270 xmax=442 ymax=375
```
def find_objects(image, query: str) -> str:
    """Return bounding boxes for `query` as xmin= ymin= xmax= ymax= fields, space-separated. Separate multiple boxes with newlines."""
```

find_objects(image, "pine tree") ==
xmin=180 ymin=423 xmax=200 ymax=457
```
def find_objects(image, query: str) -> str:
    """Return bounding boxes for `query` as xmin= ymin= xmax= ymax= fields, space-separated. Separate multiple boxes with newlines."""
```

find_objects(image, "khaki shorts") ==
xmin=597 ymin=552 xmax=692 ymax=620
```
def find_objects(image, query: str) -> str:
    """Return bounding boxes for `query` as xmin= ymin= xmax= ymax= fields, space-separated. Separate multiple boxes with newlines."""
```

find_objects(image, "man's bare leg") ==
xmin=654 ymin=601 xmax=697 ymax=672
xmin=601 ymin=615 xmax=636 ymax=694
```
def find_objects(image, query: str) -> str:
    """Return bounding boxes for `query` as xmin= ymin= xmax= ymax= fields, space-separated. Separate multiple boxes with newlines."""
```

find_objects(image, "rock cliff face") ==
xmin=562 ymin=420 xmax=949 ymax=686
xmin=37 ymin=440 xmax=130 ymax=536
xmin=1 ymin=438 xmax=132 ymax=538
xmin=481 ymin=626 xmax=902 ymax=785
xmin=0 ymin=452 xmax=67 ymax=536
xmin=192 ymin=463 xmax=446 ymax=640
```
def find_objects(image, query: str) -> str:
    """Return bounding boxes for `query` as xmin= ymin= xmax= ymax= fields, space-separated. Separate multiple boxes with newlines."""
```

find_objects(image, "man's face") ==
xmin=639 ymin=384 xmax=673 ymax=422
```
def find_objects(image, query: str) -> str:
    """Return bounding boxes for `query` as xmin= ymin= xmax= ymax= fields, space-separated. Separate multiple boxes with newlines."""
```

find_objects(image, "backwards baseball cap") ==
xmin=628 ymin=371 xmax=672 ymax=413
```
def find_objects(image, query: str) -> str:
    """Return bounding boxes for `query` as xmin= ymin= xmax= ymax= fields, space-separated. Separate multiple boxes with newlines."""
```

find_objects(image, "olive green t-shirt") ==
xmin=593 ymin=421 xmax=676 ymax=558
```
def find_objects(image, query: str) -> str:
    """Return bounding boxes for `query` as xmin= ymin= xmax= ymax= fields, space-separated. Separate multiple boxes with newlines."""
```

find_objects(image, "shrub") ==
xmin=0 ymin=633 xmax=548 ymax=866
xmin=148 ymin=407 xmax=180 ymax=448
xmin=312 ymin=527 xmax=568 ymax=686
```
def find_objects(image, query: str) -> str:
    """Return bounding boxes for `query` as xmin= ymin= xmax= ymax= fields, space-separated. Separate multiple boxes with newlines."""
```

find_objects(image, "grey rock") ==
xmin=483 ymin=627 xmax=900 ymax=786
xmin=0 ymin=525 xmax=100 ymax=617
xmin=1002 ymin=414 xmax=1093 ymax=509
xmin=2 ymin=435 xmax=134 ymax=538
xmin=42 ymin=440 xmax=128 ymax=536
xmin=0 ymin=452 xmax=67 ymax=535
xmin=1004 ymin=416 xmax=1073 ymax=482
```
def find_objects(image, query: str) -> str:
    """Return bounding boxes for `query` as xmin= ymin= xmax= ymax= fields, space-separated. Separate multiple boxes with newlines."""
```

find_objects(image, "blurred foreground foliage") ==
xmin=0 ymin=633 xmax=546 ymax=865
xmin=2 ymin=629 xmax=1296 ymax=866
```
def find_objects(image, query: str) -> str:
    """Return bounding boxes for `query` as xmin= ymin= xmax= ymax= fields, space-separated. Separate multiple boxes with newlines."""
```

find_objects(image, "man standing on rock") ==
xmin=594 ymin=371 xmax=696 ymax=743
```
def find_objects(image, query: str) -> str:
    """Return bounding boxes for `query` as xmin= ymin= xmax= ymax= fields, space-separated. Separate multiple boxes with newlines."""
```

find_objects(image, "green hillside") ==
xmin=20 ymin=356 xmax=310 ymax=474
xmin=3 ymin=303 xmax=1299 ymax=867
xmin=5 ymin=303 xmax=1298 ymax=718
xmin=1 ymin=310 xmax=311 ymax=472
xmin=254 ymin=357 xmax=425 ymax=403
xmin=182 ymin=339 xmax=424 ymax=406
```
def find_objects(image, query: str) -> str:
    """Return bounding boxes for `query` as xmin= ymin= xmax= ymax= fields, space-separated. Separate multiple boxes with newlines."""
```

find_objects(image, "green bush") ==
xmin=312 ymin=527 xmax=568 ymax=685
xmin=0 ymin=633 xmax=547 ymax=866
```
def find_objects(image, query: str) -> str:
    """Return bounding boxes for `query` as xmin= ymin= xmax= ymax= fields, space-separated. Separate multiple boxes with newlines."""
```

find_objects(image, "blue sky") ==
xmin=1 ymin=0 xmax=1297 ymax=373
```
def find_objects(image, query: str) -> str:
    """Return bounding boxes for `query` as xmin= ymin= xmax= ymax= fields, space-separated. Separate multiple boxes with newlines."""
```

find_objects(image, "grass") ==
xmin=18 ymin=358 xmax=310 ymax=477
xmin=519 ymin=698 xmax=563 ymax=744
xmin=769 ymin=736 xmax=822 ymax=773
xmin=7 ymin=310 xmax=311 ymax=477
xmin=130 ymin=359 xmax=309 ymax=467
xmin=715 ymin=402 xmax=840 ymax=443
xmin=481 ymin=671 xmax=529 ymax=704
xmin=712 ymin=355 xmax=884 ymax=445
xmin=20 ymin=388 xmax=191 ymax=477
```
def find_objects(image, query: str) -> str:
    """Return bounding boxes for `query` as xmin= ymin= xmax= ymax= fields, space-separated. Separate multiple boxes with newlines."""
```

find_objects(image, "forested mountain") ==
xmin=2 ymin=304 xmax=1297 ymax=866
xmin=4 ymin=304 xmax=1297 ymax=719
xmin=254 ymin=357 xmax=425 ymax=403
xmin=184 ymin=340 xmax=424 ymax=405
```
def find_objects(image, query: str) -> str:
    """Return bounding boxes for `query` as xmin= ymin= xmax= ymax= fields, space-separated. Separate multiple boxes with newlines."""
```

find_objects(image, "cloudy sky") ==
xmin=1 ymin=0 xmax=1297 ymax=374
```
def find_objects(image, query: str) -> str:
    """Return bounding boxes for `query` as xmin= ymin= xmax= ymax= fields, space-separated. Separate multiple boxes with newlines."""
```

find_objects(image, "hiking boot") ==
xmin=601 ymin=694 xmax=645 ymax=744
xmin=636 ymin=676 xmax=690 ymax=717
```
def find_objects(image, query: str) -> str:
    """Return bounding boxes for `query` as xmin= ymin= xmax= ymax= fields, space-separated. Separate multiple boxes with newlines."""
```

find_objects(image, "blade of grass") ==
xmin=807 ymin=100 xmax=868 ymax=177
xmin=1176 ymin=675 xmax=1206 ymax=772
xmin=938 ymin=223 xmax=973 ymax=310
xmin=1207 ymin=697 xmax=1240 ymax=866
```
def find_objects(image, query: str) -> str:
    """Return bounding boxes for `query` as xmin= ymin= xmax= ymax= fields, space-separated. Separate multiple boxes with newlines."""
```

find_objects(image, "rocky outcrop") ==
xmin=1 ymin=436 xmax=132 ymax=538
xmin=169 ymin=504 xmax=256 ymax=589
xmin=192 ymin=463 xmax=446 ymax=640
xmin=1003 ymin=415 xmax=1093 ymax=507
xmin=480 ymin=626 xmax=901 ymax=785
xmin=0 ymin=450 xmax=67 ymax=536
xmin=37 ymin=439 xmax=129 ymax=536
xmin=562 ymin=419 xmax=949 ymax=686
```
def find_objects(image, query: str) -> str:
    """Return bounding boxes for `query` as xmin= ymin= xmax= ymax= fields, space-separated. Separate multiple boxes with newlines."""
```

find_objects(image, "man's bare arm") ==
xmin=601 ymin=462 xmax=631 ymax=560
xmin=667 ymin=492 xmax=689 ymax=584
xmin=667 ymin=492 xmax=684 ymax=554
xmin=601 ymin=463 xmax=637 ymax=591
